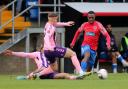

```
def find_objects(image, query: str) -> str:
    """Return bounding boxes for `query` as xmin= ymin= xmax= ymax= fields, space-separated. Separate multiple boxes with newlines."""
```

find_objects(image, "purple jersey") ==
xmin=12 ymin=52 xmax=49 ymax=69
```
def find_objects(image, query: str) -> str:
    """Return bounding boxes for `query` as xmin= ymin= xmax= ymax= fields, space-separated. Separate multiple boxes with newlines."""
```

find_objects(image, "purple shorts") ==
xmin=39 ymin=72 xmax=58 ymax=79
xmin=44 ymin=47 xmax=67 ymax=63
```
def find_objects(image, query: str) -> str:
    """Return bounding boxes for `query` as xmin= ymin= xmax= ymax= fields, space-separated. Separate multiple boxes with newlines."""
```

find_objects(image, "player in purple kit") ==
xmin=43 ymin=12 xmax=87 ymax=77
xmin=2 ymin=49 xmax=53 ymax=78
xmin=39 ymin=72 xmax=82 ymax=80
xmin=2 ymin=49 xmax=84 ymax=80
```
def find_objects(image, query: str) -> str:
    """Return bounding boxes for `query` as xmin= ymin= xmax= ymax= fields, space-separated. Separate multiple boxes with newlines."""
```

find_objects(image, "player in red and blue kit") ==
xmin=70 ymin=11 xmax=111 ymax=72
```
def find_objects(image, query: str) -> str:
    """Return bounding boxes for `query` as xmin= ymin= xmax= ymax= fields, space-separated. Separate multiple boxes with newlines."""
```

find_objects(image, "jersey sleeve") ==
xmin=71 ymin=23 xmax=85 ymax=46
xmin=12 ymin=52 xmax=37 ymax=59
xmin=54 ymin=22 xmax=69 ymax=27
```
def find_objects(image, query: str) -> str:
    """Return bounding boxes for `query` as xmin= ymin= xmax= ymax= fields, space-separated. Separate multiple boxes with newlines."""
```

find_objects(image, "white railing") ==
xmin=37 ymin=0 xmax=65 ymax=26
xmin=0 ymin=0 xmax=65 ymax=38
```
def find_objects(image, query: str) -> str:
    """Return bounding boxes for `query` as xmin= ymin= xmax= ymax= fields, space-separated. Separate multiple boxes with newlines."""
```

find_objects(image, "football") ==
xmin=97 ymin=69 xmax=108 ymax=79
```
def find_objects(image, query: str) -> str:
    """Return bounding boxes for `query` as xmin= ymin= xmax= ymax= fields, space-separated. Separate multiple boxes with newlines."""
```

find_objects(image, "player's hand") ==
xmin=106 ymin=43 xmax=111 ymax=51
xmin=27 ymin=72 xmax=36 ymax=80
xmin=2 ymin=50 xmax=13 ymax=56
xmin=67 ymin=21 xmax=75 ymax=26
xmin=70 ymin=43 xmax=74 ymax=49
xmin=107 ymin=46 xmax=111 ymax=51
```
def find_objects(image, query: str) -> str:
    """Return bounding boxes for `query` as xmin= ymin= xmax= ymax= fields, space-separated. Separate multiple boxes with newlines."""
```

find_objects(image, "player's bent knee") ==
xmin=70 ymin=52 xmax=77 ymax=57
xmin=64 ymin=50 xmax=76 ymax=58
xmin=64 ymin=48 xmax=76 ymax=57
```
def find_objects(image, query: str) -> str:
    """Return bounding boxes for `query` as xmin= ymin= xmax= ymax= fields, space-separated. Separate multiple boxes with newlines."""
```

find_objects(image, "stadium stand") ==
xmin=0 ymin=10 xmax=31 ymax=44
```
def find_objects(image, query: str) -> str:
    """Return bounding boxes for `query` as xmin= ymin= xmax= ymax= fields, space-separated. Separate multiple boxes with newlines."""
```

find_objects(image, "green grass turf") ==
xmin=0 ymin=73 xmax=128 ymax=89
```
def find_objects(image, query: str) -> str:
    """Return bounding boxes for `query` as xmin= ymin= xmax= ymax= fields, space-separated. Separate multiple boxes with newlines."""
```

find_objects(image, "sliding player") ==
xmin=2 ymin=50 xmax=86 ymax=80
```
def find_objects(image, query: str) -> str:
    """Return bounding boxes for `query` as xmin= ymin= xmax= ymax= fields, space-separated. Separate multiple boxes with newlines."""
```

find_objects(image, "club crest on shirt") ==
xmin=93 ymin=26 xmax=97 ymax=30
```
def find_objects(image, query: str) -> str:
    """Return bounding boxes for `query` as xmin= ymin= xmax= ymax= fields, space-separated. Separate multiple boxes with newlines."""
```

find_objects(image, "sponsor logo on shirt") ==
xmin=86 ymin=32 xmax=95 ymax=36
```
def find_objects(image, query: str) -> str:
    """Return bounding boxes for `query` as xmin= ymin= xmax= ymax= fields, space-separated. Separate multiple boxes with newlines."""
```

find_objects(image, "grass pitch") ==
xmin=0 ymin=73 xmax=128 ymax=89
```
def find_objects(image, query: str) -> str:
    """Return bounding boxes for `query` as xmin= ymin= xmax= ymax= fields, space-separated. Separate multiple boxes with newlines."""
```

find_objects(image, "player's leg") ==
xmin=53 ymin=73 xmax=71 ymax=79
xmin=111 ymin=52 xmax=117 ymax=73
xmin=115 ymin=51 xmax=128 ymax=66
xmin=32 ymin=66 xmax=54 ymax=78
xmin=80 ymin=45 xmax=91 ymax=72
xmin=39 ymin=72 xmax=56 ymax=79
xmin=50 ymin=60 xmax=58 ymax=72
xmin=93 ymin=56 xmax=99 ymax=73
xmin=87 ymin=49 xmax=97 ymax=72
xmin=64 ymin=48 xmax=85 ymax=76
xmin=44 ymin=46 xmax=85 ymax=76
xmin=27 ymin=56 xmax=54 ymax=80
xmin=53 ymin=73 xmax=83 ymax=80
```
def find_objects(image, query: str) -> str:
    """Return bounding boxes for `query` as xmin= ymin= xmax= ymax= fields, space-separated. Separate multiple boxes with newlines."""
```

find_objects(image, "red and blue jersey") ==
xmin=71 ymin=21 xmax=110 ymax=51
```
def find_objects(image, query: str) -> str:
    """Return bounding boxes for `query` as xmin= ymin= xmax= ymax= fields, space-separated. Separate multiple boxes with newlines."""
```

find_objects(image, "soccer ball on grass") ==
xmin=97 ymin=69 xmax=108 ymax=79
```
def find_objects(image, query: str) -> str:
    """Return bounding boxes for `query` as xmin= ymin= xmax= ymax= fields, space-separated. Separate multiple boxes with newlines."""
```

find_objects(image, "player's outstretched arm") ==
xmin=70 ymin=24 xmax=84 ymax=48
xmin=2 ymin=50 xmax=13 ymax=56
xmin=65 ymin=21 xmax=75 ymax=26
xmin=55 ymin=21 xmax=75 ymax=27
xmin=2 ymin=50 xmax=36 ymax=59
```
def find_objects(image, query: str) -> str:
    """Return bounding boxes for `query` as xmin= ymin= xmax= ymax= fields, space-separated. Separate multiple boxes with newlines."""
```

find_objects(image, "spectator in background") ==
xmin=120 ymin=32 xmax=128 ymax=61
xmin=120 ymin=32 xmax=128 ymax=72
xmin=97 ymin=24 xmax=128 ymax=73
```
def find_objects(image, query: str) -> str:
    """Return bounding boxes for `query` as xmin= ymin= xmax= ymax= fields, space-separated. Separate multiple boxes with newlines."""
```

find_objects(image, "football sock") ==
xmin=117 ymin=55 xmax=124 ymax=62
xmin=71 ymin=54 xmax=82 ymax=74
xmin=112 ymin=63 xmax=117 ymax=73
xmin=81 ymin=61 xmax=87 ymax=72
